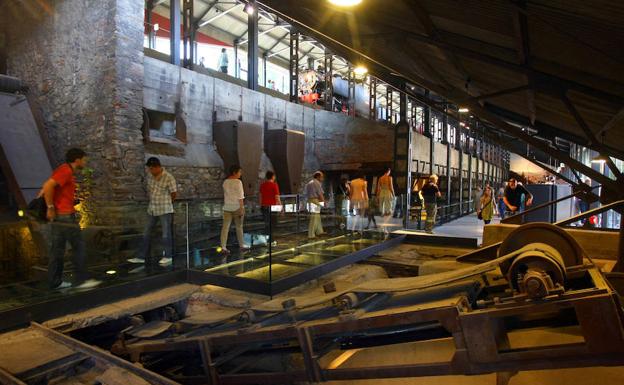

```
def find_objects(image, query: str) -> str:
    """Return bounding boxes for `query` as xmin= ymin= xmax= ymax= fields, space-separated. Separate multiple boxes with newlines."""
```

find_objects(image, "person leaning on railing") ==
xmin=503 ymin=177 xmax=533 ymax=217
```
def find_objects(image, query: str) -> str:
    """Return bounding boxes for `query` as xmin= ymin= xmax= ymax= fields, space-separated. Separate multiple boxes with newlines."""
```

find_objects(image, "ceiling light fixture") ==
xmin=328 ymin=0 xmax=363 ymax=6
xmin=458 ymin=107 xmax=469 ymax=113
xmin=591 ymin=154 xmax=609 ymax=164
xmin=244 ymin=3 xmax=254 ymax=15
xmin=353 ymin=65 xmax=368 ymax=75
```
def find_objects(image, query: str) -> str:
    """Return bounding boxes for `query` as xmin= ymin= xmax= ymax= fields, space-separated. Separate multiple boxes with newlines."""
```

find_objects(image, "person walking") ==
xmin=503 ymin=177 xmax=533 ymax=217
xmin=421 ymin=174 xmax=441 ymax=234
xmin=140 ymin=157 xmax=178 ymax=270
xmin=478 ymin=186 xmax=495 ymax=225
xmin=349 ymin=173 xmax=369 ymax=232
xmin=259 ymin=170 xmax=281 ymax=238
xmin=42 ymin=148 xmax=100 ymax=289
xmin=376 ymin=168 xmax=395 ymax=217
xmin=365 ymin=194 xmax=378 ymax=230
xmin=220 ymin=165 xmax=247 ymax=254
xmin=473 ymin=185 xmax=482 ymax=213
xmin=497 ymin=183 xmax=506 ymax=219
xmin=334 ymin=177 xmax=350 ymax=230
xmin=305 ymin=171 xmax=326 ymax=239
xmin=218 ymin=48 xmax=229 ymax=74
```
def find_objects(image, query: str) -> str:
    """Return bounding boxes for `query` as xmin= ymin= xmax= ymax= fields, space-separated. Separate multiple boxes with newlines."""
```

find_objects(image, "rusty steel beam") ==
xmin=511 ymin=0 xmax=536 ymax=125
xmin=561 ymin=92 xmax=623 ymax=180
xmin=30 ymin=323 xmax=181 ymax=385
xmin=0 ymin=367 xmax=27 ymax=385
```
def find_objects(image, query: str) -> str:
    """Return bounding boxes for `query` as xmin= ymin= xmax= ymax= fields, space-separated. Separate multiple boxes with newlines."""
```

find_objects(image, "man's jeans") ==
xmin=498 ymin=199 xmax=506 ymax=219
xmin=48 ymin=214 xmax=86 ymax=288
xmin=141 ymin=213 xmax=174 ymax=269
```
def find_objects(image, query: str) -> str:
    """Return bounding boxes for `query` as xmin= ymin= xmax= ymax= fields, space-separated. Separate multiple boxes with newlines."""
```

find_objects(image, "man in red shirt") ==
xmin=259 ymin=171 xmax=281 ymax=238
xmin=42 ymin=148 xmax=100 ymax=289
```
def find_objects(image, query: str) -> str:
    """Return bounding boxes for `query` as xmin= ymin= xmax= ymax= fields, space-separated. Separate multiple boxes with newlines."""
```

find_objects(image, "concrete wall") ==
xmin=143 ymin=57 xmax=395 ymax=196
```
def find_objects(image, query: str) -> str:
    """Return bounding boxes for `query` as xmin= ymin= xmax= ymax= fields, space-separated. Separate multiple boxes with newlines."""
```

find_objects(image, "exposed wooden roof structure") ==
xmin=260 ymin=0 xmax=624 ymax=174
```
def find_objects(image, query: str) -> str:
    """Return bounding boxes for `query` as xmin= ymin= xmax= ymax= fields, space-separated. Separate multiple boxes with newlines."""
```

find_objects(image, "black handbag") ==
xmin=27 ymin=196 xmax=48 ymax=221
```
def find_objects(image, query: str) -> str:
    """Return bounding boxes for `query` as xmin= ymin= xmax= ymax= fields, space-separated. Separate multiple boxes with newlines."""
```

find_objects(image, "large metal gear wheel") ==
xmin=498 ymin=223 xmax=586 ymax=276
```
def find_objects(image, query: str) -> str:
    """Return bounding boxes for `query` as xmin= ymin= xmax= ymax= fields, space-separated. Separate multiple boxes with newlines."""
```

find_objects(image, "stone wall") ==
xmin=3 ymin=0 xmax=145 ymax=225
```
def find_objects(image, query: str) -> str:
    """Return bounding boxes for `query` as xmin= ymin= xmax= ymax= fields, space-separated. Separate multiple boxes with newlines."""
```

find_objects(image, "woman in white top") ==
xmin=220 ymin=165 xmax=247 ymax=254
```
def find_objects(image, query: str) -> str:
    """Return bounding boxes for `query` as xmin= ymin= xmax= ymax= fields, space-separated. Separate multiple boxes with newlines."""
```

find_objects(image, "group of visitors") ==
xmin=197 ymin=48 xmax=229 ymax=74
xmin=330 ymin=168 xmax=398 ymax=233
xmin=43 ymin=153 xmax=182 ymax=290
xmin=476 ymin=177 xmax=534 ymax=225
xmin=41 ymin=146 xmax=535 ymax=291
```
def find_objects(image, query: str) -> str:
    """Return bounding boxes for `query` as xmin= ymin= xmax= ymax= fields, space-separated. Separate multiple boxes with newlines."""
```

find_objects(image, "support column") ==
xmin=444 ymin=105 xmax=452 ymax=207
xmin=458 ymin=124 xmax=464 ymax=213
xmin=262 ymin=54 xmax=267 ymax=88
xmin=475 ymin=121 xmax=481 ymax=189
xmin=170 ymin=0 xmax=181 ymax=66
xmin=386 ymin=88 xmax=393 ymax=124
xmin=182 ymin=0 xmax=195 ymax=69
xmin=323 ymin=51 xmax=333 ymax=111
xmin=424 ymin=90 xmax=434 ymax=175
xmin=393 ymin=119 xmax=412 ymax=226
xmin=399 ymin=87 xmax=407 ymax=123
xmin=234 ymin=44 xmax=239 ymax=78
xmin=369 ymin=77 xmax=377 ymax=120
xmin=467 ymin=128 xmax=473 ymax=213
xmin=289 ymin=31 xmax=299 ymax=103
xmin=347 ymin=67 xmax=356 ymax=117
xmin=247 ymin=0 xmax=259 ymax=90
xmin=147 ymin=0 xmax=155 ymax=50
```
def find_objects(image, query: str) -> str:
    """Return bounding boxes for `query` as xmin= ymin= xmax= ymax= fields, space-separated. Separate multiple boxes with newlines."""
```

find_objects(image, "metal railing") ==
xmin=501 ymin=185 xmax=600 ymax=225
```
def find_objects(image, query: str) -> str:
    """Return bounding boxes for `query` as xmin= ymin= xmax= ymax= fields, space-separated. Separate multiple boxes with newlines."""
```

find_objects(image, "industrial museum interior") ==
xmin=0 ymin=0 xmax=623 ymax=384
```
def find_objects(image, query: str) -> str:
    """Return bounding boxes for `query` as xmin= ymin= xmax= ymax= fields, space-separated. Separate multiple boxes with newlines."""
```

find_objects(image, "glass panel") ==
xmin=0 ymin=201 xmax=186 ymax=313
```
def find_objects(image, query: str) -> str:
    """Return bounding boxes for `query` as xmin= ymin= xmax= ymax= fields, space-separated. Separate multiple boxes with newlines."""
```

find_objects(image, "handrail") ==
xmin=501 ymin=185 xmax=600 ymax=225
xmin=555 ymin=199 xmax=624 ymax=227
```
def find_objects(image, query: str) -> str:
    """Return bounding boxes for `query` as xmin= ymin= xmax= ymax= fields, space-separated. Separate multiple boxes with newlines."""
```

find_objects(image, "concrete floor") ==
xmin=434 ymin=213 xmax=500 ymax=245
xmin=346 ymin=212 xmax=500 ymax=245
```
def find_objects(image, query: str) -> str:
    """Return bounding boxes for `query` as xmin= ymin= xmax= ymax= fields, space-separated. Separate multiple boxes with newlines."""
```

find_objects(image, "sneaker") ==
xmin=74 ymin=279 xmax=102 ymax=289
xmin=239 ymin=247 xmax=250 ymax=253
xmin=54 ymin=281 xmax=72 ymax=289
xmin=127 ymin=257 xmax=145 ymax=264
xmin=159 ymin=257 xmax=172 ymax=266
xmin=220 ymin=248 xmax=231 ymax=255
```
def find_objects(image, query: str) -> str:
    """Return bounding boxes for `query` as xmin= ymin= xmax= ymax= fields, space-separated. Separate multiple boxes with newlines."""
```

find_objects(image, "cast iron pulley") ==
xmin=506 ymin=243 xmax=566 ymax=298
xmin=498 ymin=222 xmax=586 ymax=276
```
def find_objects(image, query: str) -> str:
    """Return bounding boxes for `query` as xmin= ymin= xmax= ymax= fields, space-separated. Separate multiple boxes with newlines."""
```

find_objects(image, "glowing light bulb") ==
xmin=328 ymin=0 xmax=363 ymax=6
xmin=353 ymin=65 xmax=368 ymax=76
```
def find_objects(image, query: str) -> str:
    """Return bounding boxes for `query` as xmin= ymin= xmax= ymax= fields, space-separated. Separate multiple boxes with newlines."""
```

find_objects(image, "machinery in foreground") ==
xmin=114 ymin=223 xmax=624 ymax=385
